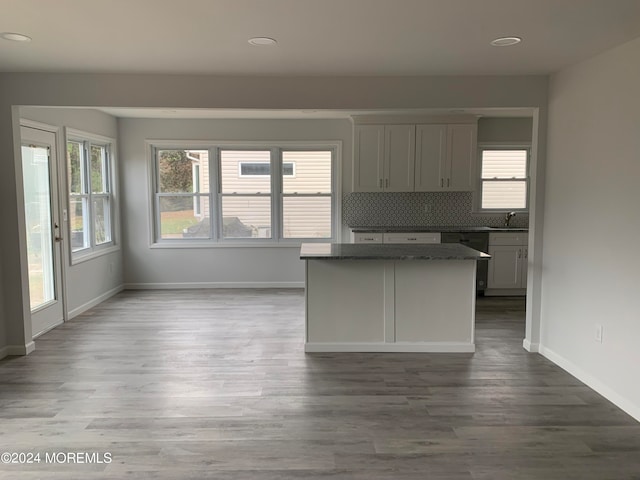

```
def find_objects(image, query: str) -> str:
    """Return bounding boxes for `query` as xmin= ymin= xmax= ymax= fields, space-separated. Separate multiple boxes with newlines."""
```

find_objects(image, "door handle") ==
xmin=54 ymin=222 xmax=63 ymax=242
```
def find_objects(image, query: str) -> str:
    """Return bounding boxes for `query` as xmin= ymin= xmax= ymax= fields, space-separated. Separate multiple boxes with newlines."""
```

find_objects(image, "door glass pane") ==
xmin=221 ymin=196 xmax=271 ymax=238
xmin=159 ymin=196 xmax=209 ymax=239
xmin=22 ymin=145 xmax=55 ymax=310
xmin=70 ymin=196 xmax=90 ymax=251
xmin=283 ymin=196 xmax=331 ymax=238
xmin=93 ymin=196 xmax=112 ymax=245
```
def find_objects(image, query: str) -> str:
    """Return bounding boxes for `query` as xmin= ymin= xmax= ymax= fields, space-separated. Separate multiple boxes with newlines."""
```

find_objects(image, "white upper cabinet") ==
xmin=353 ymin=125 xmax=384 ymax=192
xmin=353 ymin=117 xmax=477 ymax=193
xmin=415 ymin=124 xmax=447 ymax=191
xmin=384 ymin=125 xmax=416 ymax=192
xmin=415 ymin=123 xmax=477 ymax=192
xmin=353 ymin=124 xmax=415 ymax=192
xmin=448 ymin=124 xmax=477 ymax=191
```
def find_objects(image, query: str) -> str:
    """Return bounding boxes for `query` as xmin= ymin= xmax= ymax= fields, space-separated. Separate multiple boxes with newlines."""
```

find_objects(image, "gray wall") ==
xmin=0 ymin=73 xmax=548 ymax=354
xmin=20 ymin=107 xmax=124 ymax=316
xmin=119 ymin=117 xmax=352 ymax=287
xmin=542 ymin=36 xmax=640 ymax=419
xmin=478 ymin=117 xmax=533 ymax=143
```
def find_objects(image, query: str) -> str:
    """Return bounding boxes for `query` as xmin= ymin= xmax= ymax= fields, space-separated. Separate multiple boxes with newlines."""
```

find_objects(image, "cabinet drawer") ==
xmin=489 ymin=232 xmax=528 ymax=246
xmin=352 ymin=232 xmax=383 ymax=244
xmin=383 ymin=232 xmax=441 ymax=244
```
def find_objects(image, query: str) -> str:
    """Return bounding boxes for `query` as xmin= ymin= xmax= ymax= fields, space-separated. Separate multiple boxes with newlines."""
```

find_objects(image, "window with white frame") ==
xmin=152 ymin=145 xmax=336 ymax=243
xmin=478 ymin=148 xmax=529 ymax=211
xmin=67 ymin=133 xmax=115 ymax=258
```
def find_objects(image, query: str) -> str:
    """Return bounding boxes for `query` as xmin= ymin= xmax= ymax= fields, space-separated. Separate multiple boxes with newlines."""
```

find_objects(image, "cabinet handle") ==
xmin=447 ymin=178 xmax=450 ymax=187
xmin=379 ymin=178 xmax=383 ymax=188
xmin=440 ymin=178 xmax=444 ymax=187
xmin=385 ymin=178 xmax=389 ymax=188
xmin=408 ymin=237 xmax=417 ymax=241
xmin=525 ymin=248 xmax=528 ymax=259
xmin=518 ymin=249 xmax=522 ymax=258
xmin=364 ymin=237 xmax=374 ymax=241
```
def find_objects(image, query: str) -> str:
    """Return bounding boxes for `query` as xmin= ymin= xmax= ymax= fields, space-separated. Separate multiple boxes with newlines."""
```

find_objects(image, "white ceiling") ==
xmin=2 ymin=0 xmax=640 ymax=76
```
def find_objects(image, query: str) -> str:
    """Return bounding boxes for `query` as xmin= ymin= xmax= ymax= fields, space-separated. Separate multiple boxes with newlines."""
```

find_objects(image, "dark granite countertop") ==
xmin=300 ymin=243 xmax=491 ymax=261
xmin=349 ymin=226 xmax=528 ymax=233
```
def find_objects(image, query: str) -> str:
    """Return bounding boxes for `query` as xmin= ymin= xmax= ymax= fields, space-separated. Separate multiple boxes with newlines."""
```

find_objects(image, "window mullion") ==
xmin=272 ymin=148 xmax=282 ymax=241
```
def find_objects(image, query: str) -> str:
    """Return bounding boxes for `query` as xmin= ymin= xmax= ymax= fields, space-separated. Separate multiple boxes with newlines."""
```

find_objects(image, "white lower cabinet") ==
xmin=486 ymin=232 xmax=528 ymax=294
xmin=351 ymin=231 xmax=441 ymax=244
xmin=352 ymin=232 xmax=383 ymax=244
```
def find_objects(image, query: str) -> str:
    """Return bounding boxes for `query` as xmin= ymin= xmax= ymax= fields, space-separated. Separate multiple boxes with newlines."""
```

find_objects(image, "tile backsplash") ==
xmin=343 ymin=192 xmax=529 ymax=228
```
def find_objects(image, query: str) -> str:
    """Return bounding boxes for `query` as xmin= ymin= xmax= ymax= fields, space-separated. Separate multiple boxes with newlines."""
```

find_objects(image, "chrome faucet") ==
xmin=504 ymin=211 xmax=517 ymax=227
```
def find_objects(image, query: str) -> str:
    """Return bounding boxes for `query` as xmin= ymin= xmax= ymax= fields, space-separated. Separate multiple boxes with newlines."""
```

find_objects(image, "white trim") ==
xmin=67 ymin=284 xmax=125 ymax=319
xmin=149 ymin=241 xmax=323 ymax=249
xmin=305 ymin=342 xmax=475 ymax=353
xmin=539 ymin=344 xmax=640 ymax=423
xmin=522 ymin=338 xmax=539 ymax=352
xmin=0 ymin=342 xmax=36 ymax=359
xmin=124 ymin=282 xmax=305 ymax=290
xmin=32 ymin=320 xmax=64 ymax=339
xmin=20 ymin=119 xmax=60 ymax=134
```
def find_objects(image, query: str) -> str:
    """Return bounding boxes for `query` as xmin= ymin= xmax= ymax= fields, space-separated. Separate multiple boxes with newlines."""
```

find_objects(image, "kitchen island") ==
xmin=300 ymin=243 xmax=490 ymax=353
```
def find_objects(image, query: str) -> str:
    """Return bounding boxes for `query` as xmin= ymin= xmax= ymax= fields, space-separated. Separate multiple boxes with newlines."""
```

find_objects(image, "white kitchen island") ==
xmin=300 ymin=243 xmax=490 ymax=353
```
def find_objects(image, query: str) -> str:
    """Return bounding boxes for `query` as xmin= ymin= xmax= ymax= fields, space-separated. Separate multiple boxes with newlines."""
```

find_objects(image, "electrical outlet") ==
xmin=595 ymin=324 xmax=603 ymax=343
xmin=424 ymin=203 xmax=433 ymax=214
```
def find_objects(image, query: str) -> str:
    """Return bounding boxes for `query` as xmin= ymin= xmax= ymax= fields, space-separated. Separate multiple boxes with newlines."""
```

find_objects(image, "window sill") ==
xmin=71 ymin=244 xmax=120 ymax=265
xmin=149 ymin=240 xmax=333 ymax=249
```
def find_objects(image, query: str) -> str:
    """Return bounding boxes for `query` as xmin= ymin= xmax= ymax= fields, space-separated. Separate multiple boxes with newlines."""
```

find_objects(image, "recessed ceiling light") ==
xmin=1 ymin=32 xmax=32 ymax=42
xmin=490 ymin=36 xmax=522 ymax=47
xmin=248 ymin=37 xmax=277 ymax=46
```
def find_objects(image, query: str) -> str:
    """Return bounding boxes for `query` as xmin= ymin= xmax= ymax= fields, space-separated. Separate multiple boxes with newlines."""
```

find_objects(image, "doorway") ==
xmin=20 ymin=125 xmax=65 ymax=337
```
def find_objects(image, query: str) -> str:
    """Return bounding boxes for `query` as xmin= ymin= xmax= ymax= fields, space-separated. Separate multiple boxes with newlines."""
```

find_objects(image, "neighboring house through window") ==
xmin=477 ymin=147 xmax=529 ymax=211
xmin=152 ymin=144 xmax=338 ymax=243
xmin=66 ymin=129 xmax=116 ymax=262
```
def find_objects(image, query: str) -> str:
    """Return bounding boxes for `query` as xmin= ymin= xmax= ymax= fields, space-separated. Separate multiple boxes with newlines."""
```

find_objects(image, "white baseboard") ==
xmin=124 ymin=282 xmax=305 ymax=290
xmin=0 ymin=341 xmax=36 ymax=360
xmin=522 ymin=338 xmax=540 ymax=352
xmin=68 ymin=284 xmax=125 ymax=319
xmin=539 ymin=344 xmax=640 ymax=423
xmin=305 ymin=342 xmax=475 ymax=353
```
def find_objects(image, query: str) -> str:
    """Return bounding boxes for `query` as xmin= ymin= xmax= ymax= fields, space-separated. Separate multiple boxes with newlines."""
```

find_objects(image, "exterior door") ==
xmin=20 ymin=125 xmax=65 ymax=337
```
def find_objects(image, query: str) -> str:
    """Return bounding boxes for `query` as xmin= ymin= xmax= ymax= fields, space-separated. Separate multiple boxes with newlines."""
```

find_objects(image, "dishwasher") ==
xmin=441 ymin=232 xmax=489 ymax=295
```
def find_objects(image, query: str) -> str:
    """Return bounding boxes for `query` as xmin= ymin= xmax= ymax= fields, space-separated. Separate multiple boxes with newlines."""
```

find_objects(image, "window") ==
xmin=478 ymin=148 xmax=529 ymax=211
xmin=66 ymin=131 xmax=116 ymax=260
xmin=152 ymin=144 xmax=337 ymax=244
xmin=156 ymin=149 xmax=210 ymax=239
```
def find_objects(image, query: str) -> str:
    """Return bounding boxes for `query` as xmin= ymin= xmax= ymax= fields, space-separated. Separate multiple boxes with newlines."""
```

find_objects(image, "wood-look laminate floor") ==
xmin=1 ymin=290 xmax=639 ymax=479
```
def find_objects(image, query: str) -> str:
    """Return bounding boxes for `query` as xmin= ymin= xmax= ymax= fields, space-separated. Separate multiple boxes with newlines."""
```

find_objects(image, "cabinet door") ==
xmin=487 ymin=245 xmax=522 ymax=289
xmin=352 ymin=232 xmax=383 ymax=244
xmin=446 ymin=124 xmax=477 ymax=191
xmin=353 ymin=125 xmax=384 ymax=192
xmin=384 ymin=125 xmax=415 ymax=192
xmin=520 ymin=246 xmax=529 ymax=288
xmin=415 ymin=124 xmax=447 ymax=191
